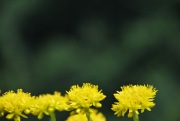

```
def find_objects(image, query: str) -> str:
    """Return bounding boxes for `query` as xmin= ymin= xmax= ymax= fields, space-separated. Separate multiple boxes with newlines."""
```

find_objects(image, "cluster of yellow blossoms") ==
xmin=0 ymin=83 xmax=106 ymax=121
xmin=66 ymin=109 xmax=106 ymax=121
xmin=112 ymin=85 xmax=158 ymax=121
xmin=0 ymin=83 xmax=157 ymax=121
xmin=66 ymin=83 xmax=106 ymax=113
xmin=0 ymin=89 xmax=34 ymax=121
xmin=0 ymin=89 xmax=69 ymax=121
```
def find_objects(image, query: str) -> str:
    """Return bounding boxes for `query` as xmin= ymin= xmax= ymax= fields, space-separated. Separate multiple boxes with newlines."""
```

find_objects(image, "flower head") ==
xmin=66 ymin=109 xmax=106 ymax=121
xmin=66 ymin=83 xmax=106 ymax=113
xmin=0 ymin=97 xmax=4 ymax=117
xmin=0 ymin=89 xmax=34 ymax=121
xmin=30 ymin=91 xmax=69 ymax=119
xmin=111 ymin=85 xmax=157 ymax=118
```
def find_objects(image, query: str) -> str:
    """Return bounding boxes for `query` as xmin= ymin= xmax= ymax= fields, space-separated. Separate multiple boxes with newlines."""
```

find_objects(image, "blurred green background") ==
xmin=0 ymin=1 xmax=180 ymax=121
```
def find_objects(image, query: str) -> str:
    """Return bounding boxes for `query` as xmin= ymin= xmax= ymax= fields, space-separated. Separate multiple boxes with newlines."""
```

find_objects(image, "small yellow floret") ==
xmin=66 ymin=83 xmax=106 ymax=113
xmin=0 ymin=97 xmax=4 ymax=117
xmin=1 ymin=89 xmax=34 ymax=121
xmin=30 ymin=91 xmax=69 ymax=119
xmin=111 ymin=85 xmax=157 ymax=118
xmin=66 ymin=109 xmax=106 ymax=121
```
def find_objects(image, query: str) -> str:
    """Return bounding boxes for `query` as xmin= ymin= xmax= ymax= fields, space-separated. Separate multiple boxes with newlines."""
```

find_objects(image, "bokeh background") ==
xmin=0 ymin=1 xmax=180 ymax=121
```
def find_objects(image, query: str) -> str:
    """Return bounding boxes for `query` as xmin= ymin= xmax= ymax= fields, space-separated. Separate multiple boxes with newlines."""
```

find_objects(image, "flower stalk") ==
xmin=49 ymin=112 xmax=56 ymax=121
xmin=133 ymin=113 xmax=139 ymax=121
xmin=85 ymin=109 xmax=93 ymax=121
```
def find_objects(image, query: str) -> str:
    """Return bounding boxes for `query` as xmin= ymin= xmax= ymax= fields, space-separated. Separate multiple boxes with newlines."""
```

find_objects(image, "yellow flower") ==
xmin=1 ymin=89 xmax=34 ymax=121
xmin=66 ymin=109 xmax=106 ymax=121
xmin=66 ymin=83 xmax=106 ymax=113
xmin=30 ymin=91 xmax=69 ymax=119
xmin=0 ymin=97 xmax=4 ymax=117
xmin=112 ymin=85 xmax=158 ymax=118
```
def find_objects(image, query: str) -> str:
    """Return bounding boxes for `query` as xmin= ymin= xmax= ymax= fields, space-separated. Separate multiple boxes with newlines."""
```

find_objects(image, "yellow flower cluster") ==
xmin=111 ymin=85 xmax=158 ymax=118
xmin=66 ymin=83 xmax=106 ymax=121
xmin=66 ymin=83 xmax=106 ymax=113
xmin=30 ymin=91 xmax=69 ymax=119
xmin=0 ymin=89 xmax=34 ymax=121
xmin=0 ymin=83 xmax=157 ymax=121
xmin=66 ymin=109 xmax=106 ymax=121
xmin=0 ymin=89 xmax=69 ymax=121
xmin=0 ymin=83 xmax=107 ymax=121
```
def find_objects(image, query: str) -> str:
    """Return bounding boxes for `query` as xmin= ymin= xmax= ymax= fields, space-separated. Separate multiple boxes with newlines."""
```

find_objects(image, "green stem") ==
xmin=133 ymin=114 xmax=139 ymax=121
xmin=49 ymin=112 xmax=56 ymax=121
xmin=85 ymin=109 xmax=93 ymax=121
